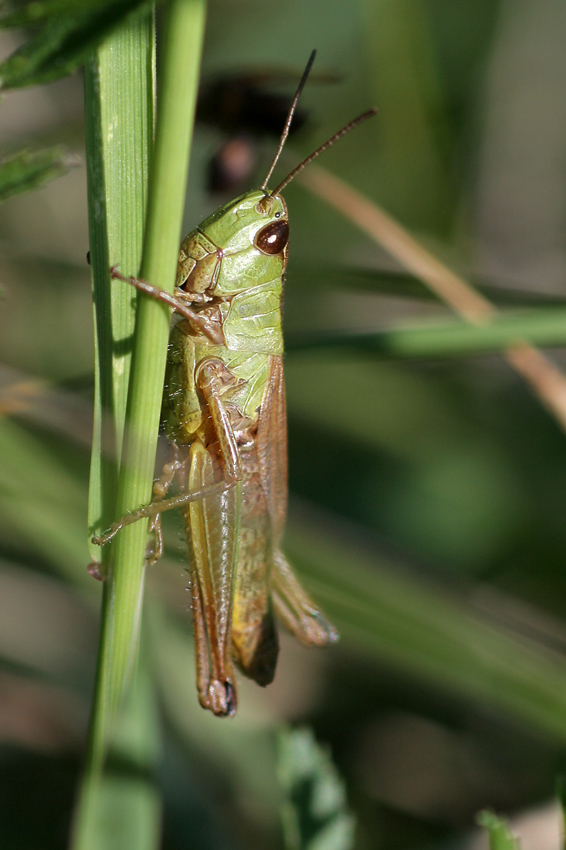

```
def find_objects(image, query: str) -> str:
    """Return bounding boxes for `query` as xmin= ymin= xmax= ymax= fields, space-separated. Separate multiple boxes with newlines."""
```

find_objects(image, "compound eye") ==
xmin=255 ymin=220 xmax=289 ymax=255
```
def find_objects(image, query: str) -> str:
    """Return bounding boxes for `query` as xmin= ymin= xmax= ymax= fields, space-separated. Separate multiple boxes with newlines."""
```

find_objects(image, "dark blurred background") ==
xmin=1 ymin=1 xmax=566 ymax=848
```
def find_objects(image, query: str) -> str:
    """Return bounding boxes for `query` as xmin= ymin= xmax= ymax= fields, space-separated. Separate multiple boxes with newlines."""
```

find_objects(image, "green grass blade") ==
xmin=73 ymin=0 xmax=207 ymax=847
xmin=72 ymin=9 xmax=157 ymax=849
xmin=106 ymin=0 xmax=206 ymax=712
xmin=85 ymin=15 xmax=154 ymax=556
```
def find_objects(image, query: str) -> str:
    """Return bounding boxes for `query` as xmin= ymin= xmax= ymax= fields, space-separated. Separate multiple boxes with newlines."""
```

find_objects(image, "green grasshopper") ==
xmin=93 ymin=51 xmax=376 ymax=716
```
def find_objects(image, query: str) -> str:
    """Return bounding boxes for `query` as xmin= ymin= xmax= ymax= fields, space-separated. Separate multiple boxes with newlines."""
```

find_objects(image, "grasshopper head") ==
xmin=199 ymin=189 xmax=289 ymax=260
xmin=187 ymin=52 xmax=375 ymax=298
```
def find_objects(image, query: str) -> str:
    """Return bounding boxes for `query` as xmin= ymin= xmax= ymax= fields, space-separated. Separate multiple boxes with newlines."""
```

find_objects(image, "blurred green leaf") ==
xmin=292 ymin=263 xmax=566 ymax=308
xmin=278 ymin=727 xmax=355 ymax=850
xmin=0 ymin=0 xmax=156 ymax=88
xmin=287 ymin=305 xmax=566 ymax=360
xmin=0 ymin=0 xmax=132 ymax=26
xmin=73 ymin=0 xmax=206 ymax=848
xmin=0 ymin=147 xmax=72 ymax=202
xmin=287 ymin=514 xmax=566 ymax=744
xmin=478 ymin=811 xmax=521 ymax=850
xmin=149 ymin=602 xmax=282 ymax=815
xmin=0 ymin=417 xmax=89 ymax=583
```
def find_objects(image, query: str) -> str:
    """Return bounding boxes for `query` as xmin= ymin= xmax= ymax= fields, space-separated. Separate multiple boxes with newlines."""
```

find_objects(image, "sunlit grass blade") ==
xmin=73 ymin=10 xmax=157 ymax=847
xmin=73 ymin=0 xmax=207 ymax=847
xmin=85 ymin=13 xmax=154 ymax=558
xmin=102 ymin=0 xmax=206 ymax=718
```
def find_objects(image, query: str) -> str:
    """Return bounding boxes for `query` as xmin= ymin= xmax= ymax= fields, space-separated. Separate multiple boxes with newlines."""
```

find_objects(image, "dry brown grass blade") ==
xmin=300 ymin=165 xmax=566 ymax=431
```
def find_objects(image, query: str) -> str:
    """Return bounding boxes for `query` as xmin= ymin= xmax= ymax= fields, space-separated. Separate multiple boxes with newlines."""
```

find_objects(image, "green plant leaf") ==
xmin=478 ymin=811 xmax=521 ymax=850
xmin=286 ymin=515 xmax=566 ymax=744
xmin=290 ymin=263 xmax=566 ymax=308
xmin=0 ymin=416 xmax=89 ymax=583
xmin=287 ymin=305 xmax=566 ymax=360
xmin=0 ymin=0 xmax=130 ymax=26
xmin=0 ymin=0 xmax=156 ymax=88
xmin=278 ymin=727 xmax=355 ymax=850
xmin=0 ymin=147 xmax=72 ymax=202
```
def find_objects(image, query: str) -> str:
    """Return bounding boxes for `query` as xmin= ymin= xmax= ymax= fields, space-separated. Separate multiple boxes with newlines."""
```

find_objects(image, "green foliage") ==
xmin=0 ymin=0 xmax=156 ymax=88
xmin=478 ymin=811 xmax=521 ymax=850
xmin=278 ymin=728 xmax=355 ymax=850
xmin=0 ymin=147 xmax=72 ymax=201
xmin=288 ymin=305 xmax=566 ymax=360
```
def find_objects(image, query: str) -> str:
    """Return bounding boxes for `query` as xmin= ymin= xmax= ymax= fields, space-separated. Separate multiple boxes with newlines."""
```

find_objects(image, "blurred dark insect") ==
xmin=197 ymin=67 xmax=336 ymax=193
xmin=205 ymin=133 xmax=258 ymax=195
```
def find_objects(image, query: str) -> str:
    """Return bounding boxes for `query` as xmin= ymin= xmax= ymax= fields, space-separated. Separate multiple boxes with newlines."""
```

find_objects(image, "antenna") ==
xmin=271 ymin=108 xmax=377 ymax=197
xmin=259 ymin=49 xmax=317 ymax=191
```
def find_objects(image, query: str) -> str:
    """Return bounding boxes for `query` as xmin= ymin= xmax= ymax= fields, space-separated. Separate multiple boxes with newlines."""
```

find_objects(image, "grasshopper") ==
xmin=93 ymin=51 xmax=376 ymax=716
